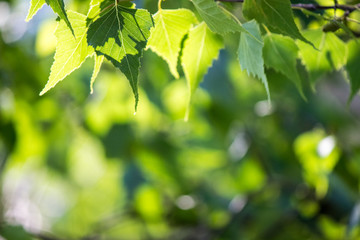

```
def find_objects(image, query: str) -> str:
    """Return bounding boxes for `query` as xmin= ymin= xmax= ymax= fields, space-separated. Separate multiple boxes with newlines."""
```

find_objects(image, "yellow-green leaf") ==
xmin=25 ymin=0 xmax=46 ymax=21
xmin=181 ymin=22 xmax=223 ymax=118
xmin=40 ymin=11 xmax=94 ymax=95
xmin=90 ymin=55 xmax=104 ymax=94
xmin=147 ymin=9 xmax=198 ymax=78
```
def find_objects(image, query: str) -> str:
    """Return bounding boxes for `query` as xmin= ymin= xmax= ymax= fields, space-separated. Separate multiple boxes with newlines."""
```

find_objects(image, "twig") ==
xmin=215 ymin=0 xmax=360 ymax=13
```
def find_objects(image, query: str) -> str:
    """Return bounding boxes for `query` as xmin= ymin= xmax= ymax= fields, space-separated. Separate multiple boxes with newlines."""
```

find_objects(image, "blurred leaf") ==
xmin=147 ymin=9 xmax=198 ymax=78
xmin=135 ymin=185 xmax=163 ymax=221
xmin=294 ymin=129 xmax=340 ymax=198
xmin=35 ymin=20 xmax=57 ymax=57
xmin=181 ymin=22 xmax=223 ymax=119
xmin=263 ymin=33 xmax=305 ymax=99
xmin=242 ymin=0 xmax=312 ymax=46
xmin=190 ymin=0 xmax=244 ymax=34
xmin=345 ymin=40 xmax=360 ymax=101
xmin=0 ymin=225 xmax=33 ymax=240
xmin=40 ymin=11 xmax=93 ymax=95
xmin=238 ymin=20 xmax=269 ymax=101
xmin=86 ymin=4 xmax=153 ymax=111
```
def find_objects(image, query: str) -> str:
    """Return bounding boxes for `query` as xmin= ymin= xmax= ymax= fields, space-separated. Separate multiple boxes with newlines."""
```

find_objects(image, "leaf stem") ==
xmin=158 ymin=0 xmax=162 ymax=10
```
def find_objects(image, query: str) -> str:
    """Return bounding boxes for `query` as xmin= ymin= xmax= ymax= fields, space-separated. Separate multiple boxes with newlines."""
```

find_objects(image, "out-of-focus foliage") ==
xmin=1 ymin=0 xmax=360 ymax=240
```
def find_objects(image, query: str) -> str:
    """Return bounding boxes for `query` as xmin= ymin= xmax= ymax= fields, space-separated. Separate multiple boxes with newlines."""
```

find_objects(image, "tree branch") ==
xmin=215 ymin=0 xmax=360 ymax=13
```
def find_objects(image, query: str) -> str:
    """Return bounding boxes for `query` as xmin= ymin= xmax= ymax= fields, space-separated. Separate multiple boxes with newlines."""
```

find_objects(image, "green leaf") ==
xmin=45 ymin=0 xmax=74 ymax=34
xmin=87 ymin=4 xmax=153 ymax=111
xmin=297 ymin=30 xmax=347 ymax=84
xmin=90 ymin=55 xmax=104 ymax=94
xmin=40 ymin=11 xmax=94 ymax=95
xmin=243 ymin=0 xmax=311 ymax=45
xmin=263 ymin=33 xmax=305 ymax=99
xmin=25 ymin=0 xmax=46 ymax=21
xmin=181 ymin=22 xmax=223 ymax=118
xmin=345 ymin=40 xmax=360 ymax=100
xmin=147 ymin=9 xmax=198 ymax=78
xmin=190 ymin=0 xmax=244 ymax=35
xmin=238 ymin=20 xmax=269 ymax=101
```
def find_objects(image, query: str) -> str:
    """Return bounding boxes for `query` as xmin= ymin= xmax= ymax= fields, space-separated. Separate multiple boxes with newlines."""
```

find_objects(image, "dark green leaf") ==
xmin=346 ymin=40 xmax=360 ymax=101
xmin=243 ymin=0 xmax=312 ymax=46
xmin=87 ymin=4 xmax=153 ymax=111
xmin=45 ymin=0 xmax=74 ymax=35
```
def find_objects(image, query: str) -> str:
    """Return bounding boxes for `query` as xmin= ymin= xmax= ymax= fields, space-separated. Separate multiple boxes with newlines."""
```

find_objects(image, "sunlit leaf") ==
xmin=90 ymin=55 xmax=104 ymax=94
xmin=40 ymin=11 xmax=93 ymax=95
xmin=243 ymin=0 xmax=311 ymax=45
xmin=263 ymin=33 xmax=305 ymax=99
xmin=238 ymin=20 xmax=269 ymax=101
xmin=147 ymin=9 xmax=198 ymax=78
xmin=297 ymin=30 xmax=347 ymax=85
xmin=190 ymin=0 xmax=244 ymax=34
xmin=25 ymin=0 xmax=46 ymax=21
xmin=45 ymin=0 xmax=74 ymax=34
xmin=87 ymin=4 xmax=153 ymax=110
xmin=181 ymin=22 xmax=223 ymax=119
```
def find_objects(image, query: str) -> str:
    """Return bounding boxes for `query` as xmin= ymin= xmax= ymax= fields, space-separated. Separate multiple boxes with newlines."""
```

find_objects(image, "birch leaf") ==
xmin=40 ymin=11 xmax=94 ymax=95
xmin=190 ymin=0 xmax=244 ymax=35
xmin=238 ymin=20 xmax=270 ymax=101
xmin=25 ymin=0 xmax=46 ymax=21
xmin=87 ymin=4 xmax=153 ymax=110
xmin=147 ymin=9 xmax=198 ymax=78
xmin=181 ymin=22 xmax=223 ymax=118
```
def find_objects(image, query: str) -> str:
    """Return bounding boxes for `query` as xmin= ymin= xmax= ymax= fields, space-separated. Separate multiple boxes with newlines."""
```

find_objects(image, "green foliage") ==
xmin=238 ymin=20 xmax=269 ymax=100
xmin=24 ymin=0 xmax=360 ymax=109
xmin=3 ymin=1 xmax=360 ymax=238
xmin=25 ymin=0 xmax=45 ymax=21
xmin=147 ymin=9 xmax=198 ymax=78
xmin=263 ymin=33 xmax=305 ymax=98
xmin=40 ymin=11 xmax=93 ymax=95
xmin=181 ymin=22 xmax=223 ymax=118
xmin=346 ymin=40 xmax=360 ymax=100
xmin=87 ymin=4 xmax=153 ymax=110
xmin=190 ymin=0 xmax=244 ymax=34
xmin=297 ymin=30 xmax=347 ymax=84
xmin=242 ymin=0 xmax=310 ymax=45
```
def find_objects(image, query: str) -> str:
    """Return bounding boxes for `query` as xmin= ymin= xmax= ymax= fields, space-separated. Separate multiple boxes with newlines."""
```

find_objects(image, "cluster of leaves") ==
xmin=26 ymin=0 xmax=360 ymax=115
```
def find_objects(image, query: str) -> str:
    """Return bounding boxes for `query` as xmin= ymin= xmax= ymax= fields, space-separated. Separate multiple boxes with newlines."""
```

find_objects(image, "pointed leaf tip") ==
xmin=181 ymin=22 xmax=223 ymax=116
xmin=41 ymin=11 xmax=94 ymax=95
xmin=86 ymin=5 xmax=153 ymax=110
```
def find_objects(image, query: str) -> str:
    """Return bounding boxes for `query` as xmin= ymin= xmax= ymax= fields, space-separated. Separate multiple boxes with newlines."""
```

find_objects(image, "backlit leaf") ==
xmin=243 ymin=0 xmax=311 ymax=45
xmin=45 ymin=0 xmax=74 ymax=34
xmin=90 ymin=55 xmax=104 ymax=94
xmin=238 ymin=20 xmax=269 ymax=101
xmin=25 ymin=0 xmax=46 ymax=21
xmin=40 ymin=11 xmax=93 ymax=95
xmin=297 ymin=30 xmax=347 ymax=84
xmin=147 ymin=9 xmax=198 ymax=78
xmin=87 ymin=4 xmax=153 ymax=111
xmin=181 ymin=22 xmax=223 ymax=119
xmin=190 ymin=0 xmax=244 ymax=35
xmin=263 ymin=33 xmax=305 ymax=99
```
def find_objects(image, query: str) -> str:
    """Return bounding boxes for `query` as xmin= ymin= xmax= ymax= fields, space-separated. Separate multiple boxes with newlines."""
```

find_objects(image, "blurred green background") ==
xmin=1 ymin=0 xmax=360 ymax=239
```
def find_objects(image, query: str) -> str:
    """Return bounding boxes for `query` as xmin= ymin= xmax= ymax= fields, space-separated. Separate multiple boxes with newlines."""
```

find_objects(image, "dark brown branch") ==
xmin=215 ymin=0 xmax=360 ymax=13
